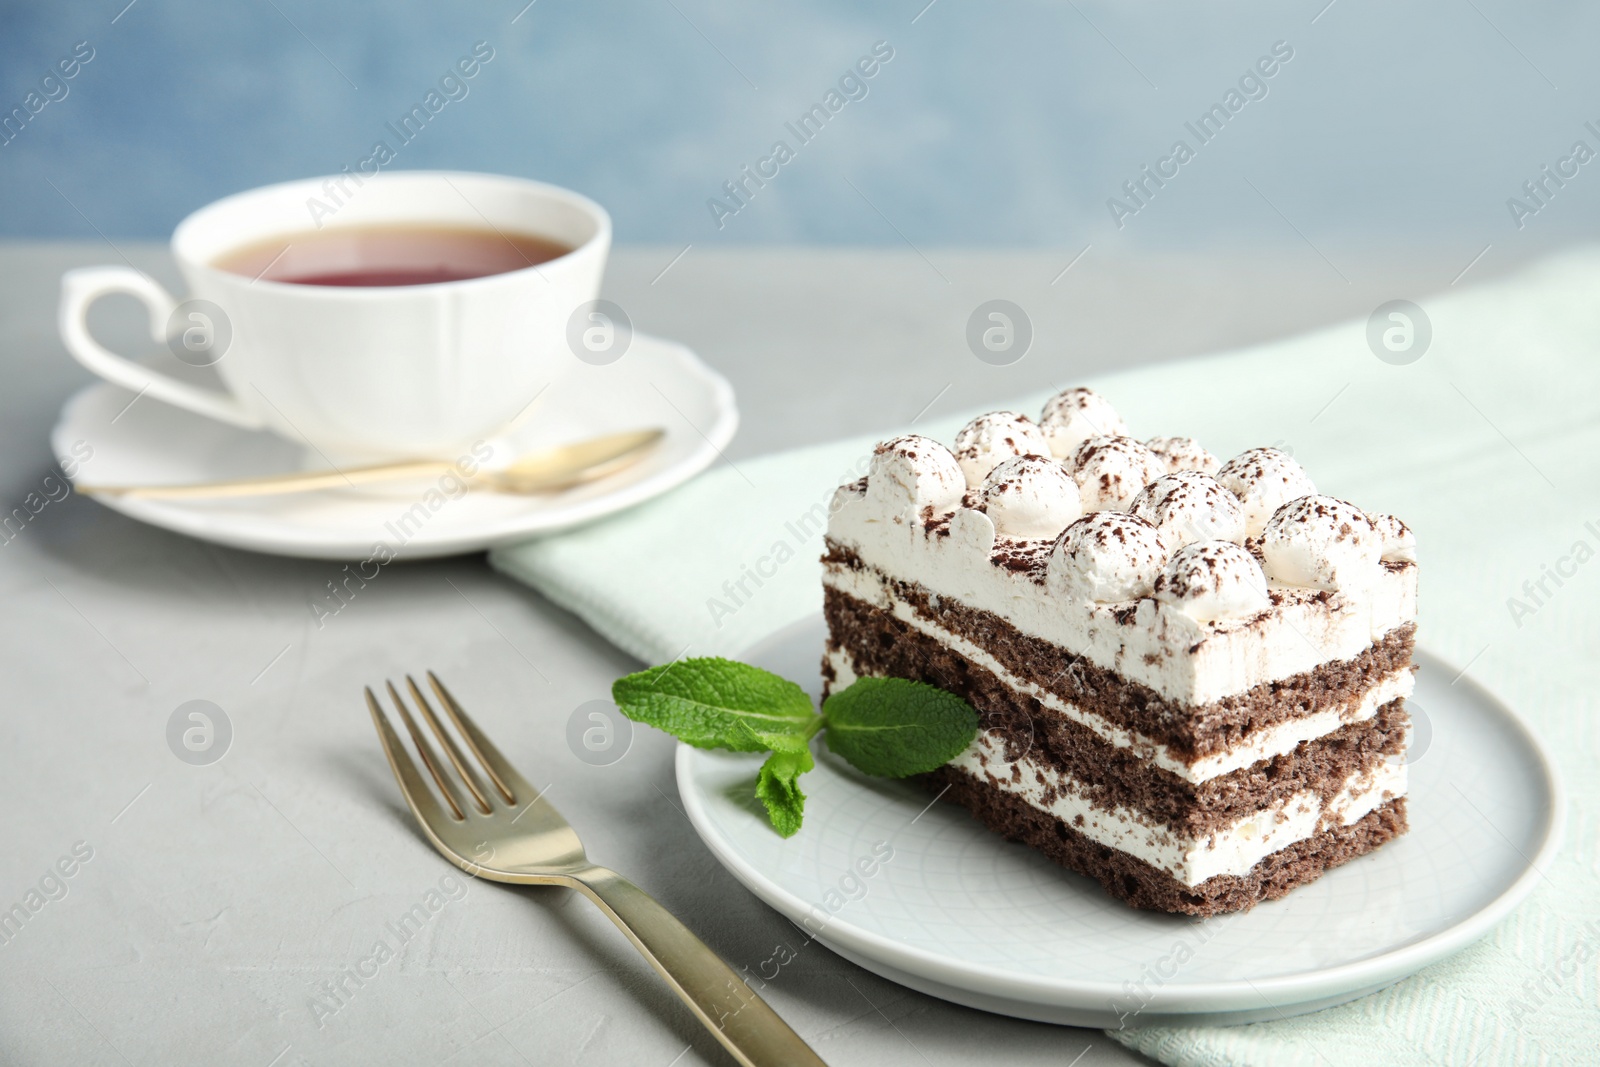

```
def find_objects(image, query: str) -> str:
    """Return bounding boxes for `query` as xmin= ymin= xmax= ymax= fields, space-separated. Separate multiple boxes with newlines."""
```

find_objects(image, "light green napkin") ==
xmin=491 ymin=250 xmax=1600 ymax=1066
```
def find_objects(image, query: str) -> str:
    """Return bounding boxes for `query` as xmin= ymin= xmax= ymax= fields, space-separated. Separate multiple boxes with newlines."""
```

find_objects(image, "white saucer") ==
xmin=52 ymin=333 xmax=737 ymax=560
xmin=676 ymin=615 xmax=1563 ymax=1028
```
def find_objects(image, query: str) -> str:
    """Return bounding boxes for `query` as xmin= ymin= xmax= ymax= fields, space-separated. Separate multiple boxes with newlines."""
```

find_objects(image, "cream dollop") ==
xmin=1260 ymin=495 xmax=1383 ymax=591
xmin=1154 ymin=541 xmax=1271 ymax=622
xmin=1145 ymin=436 xmax=1220 ymax=476
xmin=865 ymin=434 xmax=966 ymax=514
xmin=1039 ymin=388 xmax=1129 ymax=459
xmin=1071 ymin=435 xmax=1166 ymax=512
xmin=1371 ymin=513 xmax=1417 ymax=563
xmin=1047 ymin=511 xmax=1169 ymax=603
xmin=1215 ymin=447 xmax=1317 ymax=536
xmin=982 ymin=455 xmax=1083 ymax=539
xmin=953 ymin=411 xmax=1053 ymax=487
xmin=1129 ymin=472 xmax=1247 ymax=548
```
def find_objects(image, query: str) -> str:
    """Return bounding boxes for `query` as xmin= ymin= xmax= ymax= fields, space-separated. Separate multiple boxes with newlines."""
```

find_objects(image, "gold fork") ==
xmin=365 ymin=672 xmax=827 ymax=1067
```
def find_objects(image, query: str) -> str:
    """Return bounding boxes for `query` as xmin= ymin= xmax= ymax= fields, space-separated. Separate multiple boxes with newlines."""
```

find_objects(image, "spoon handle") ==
xmin=73 ymin=428 xmax=662 ymax=500
xmin=76 ymin=459 xmax=455 ymax=499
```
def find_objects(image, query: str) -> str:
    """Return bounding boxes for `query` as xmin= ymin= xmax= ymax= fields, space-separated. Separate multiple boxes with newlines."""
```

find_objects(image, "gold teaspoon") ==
xmin=77 ymin=428 xmax=666 ymax=501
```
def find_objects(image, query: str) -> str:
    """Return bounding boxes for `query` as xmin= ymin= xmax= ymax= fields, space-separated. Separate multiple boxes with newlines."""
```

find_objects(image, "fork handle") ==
xmin=569 ymin=866 xmax=827 ymax=1067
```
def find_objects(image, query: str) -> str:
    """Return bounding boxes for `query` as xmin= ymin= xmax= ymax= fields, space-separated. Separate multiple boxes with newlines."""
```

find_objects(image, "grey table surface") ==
xmin=0 ymin=239 xmax=1533 ymax=1067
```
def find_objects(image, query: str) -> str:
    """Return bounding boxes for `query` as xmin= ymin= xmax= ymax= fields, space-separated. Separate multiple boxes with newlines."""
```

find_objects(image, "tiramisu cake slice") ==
xmin=820 ymin=389 xmax=1417 ymax=915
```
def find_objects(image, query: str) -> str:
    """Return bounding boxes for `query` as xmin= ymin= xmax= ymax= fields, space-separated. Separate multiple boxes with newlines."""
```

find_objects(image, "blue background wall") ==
xmin=3 ymin=0 xmax=1599 ymax=254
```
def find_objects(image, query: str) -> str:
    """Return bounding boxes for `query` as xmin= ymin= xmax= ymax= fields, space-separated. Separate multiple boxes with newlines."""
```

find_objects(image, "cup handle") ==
xmin=59 ymin=266 xmax=264 ymax=429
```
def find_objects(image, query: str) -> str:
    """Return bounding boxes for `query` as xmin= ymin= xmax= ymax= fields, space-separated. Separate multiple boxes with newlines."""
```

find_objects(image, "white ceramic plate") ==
xmin=52 ymin=332 xmax=736 ymax=560
xmin=676 ymin=615 xmax=1564 ymax=1027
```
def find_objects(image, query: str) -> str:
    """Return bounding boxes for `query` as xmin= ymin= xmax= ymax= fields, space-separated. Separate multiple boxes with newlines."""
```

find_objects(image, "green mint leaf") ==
xmin=822 ymin=677 xmax=979 ymax=778
xmin=612 ymin=657 xmax=818 ymax=752
xmin=754 ymin=744 xmax=814 ymax=838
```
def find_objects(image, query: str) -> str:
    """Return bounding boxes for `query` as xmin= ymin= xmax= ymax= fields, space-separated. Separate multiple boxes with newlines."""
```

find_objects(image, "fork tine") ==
xmin=364 ymin=687 xmax=457 ymax=828
xmin=406 ymin=674 xmax=491 ymax=814
xmin=385 ymin=680 xmax=467 ymax=821
xmin=426 ymin=671 xmax=527 ymax=805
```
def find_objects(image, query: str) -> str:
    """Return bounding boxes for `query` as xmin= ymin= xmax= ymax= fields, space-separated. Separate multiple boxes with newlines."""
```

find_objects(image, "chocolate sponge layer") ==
xmin=822 ymin=542 xmax=1415 ymax=762
xmin=927 ymin=764 xmax=1407 ymax=916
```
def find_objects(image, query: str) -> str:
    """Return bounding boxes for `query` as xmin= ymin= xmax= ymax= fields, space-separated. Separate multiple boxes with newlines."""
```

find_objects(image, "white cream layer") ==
xmin=827 ymin=483 xmax=1417 ymax=705
xmin=951 ymin=728 xmax=1406 ymax=887
xmin=824 ymin=567 xmax=1415 ymax=784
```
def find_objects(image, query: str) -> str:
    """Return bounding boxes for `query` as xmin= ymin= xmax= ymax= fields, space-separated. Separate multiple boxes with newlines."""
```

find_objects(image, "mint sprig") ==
xmin=612 ymin=657 xmax=978 ymax=837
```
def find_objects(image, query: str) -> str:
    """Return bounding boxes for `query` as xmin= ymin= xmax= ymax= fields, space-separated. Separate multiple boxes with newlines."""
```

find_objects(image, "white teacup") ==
xmin=59 ymin=171 xmax=611 ymax=460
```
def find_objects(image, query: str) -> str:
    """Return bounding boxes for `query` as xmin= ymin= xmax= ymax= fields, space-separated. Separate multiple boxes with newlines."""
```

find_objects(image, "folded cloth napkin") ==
xmin=491 ymin=249 xmax=1600 ymax=1066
